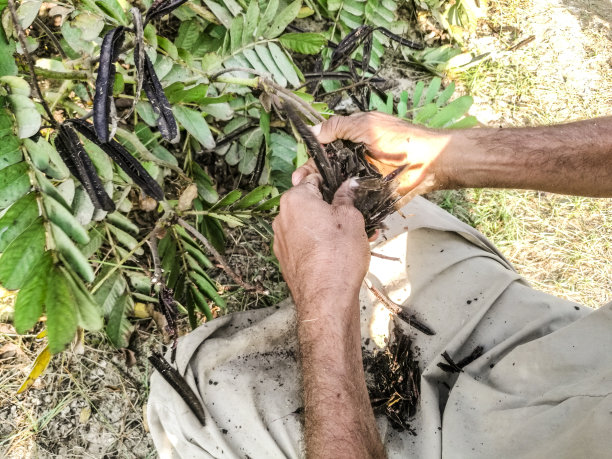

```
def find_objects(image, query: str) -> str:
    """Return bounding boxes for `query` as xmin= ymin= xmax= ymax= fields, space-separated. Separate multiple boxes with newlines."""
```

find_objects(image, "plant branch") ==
xmin=7 ymin=0 xmax=56 ymax=124
xmin=34 ymin=18 xmax=67 ymax=59
xmin=33 ymin=66 xmax=90 ymax=81
xmin=176 ymin=217 xmax=264 ymax=293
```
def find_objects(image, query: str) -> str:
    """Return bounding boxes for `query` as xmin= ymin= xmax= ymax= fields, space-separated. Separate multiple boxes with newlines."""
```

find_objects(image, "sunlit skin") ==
xmin=275 ymin=112 xmax=612 ymax=458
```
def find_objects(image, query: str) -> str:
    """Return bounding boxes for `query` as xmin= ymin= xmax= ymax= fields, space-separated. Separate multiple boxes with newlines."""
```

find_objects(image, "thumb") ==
xmin=332 ymin=178 xmax=358 ymax=207
xmin=311 ymin=115 xmax=352 ymax=144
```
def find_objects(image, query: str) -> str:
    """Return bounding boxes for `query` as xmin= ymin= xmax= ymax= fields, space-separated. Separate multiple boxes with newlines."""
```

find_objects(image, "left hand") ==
xmin=272 ymin=172 xmax=370 ymax=308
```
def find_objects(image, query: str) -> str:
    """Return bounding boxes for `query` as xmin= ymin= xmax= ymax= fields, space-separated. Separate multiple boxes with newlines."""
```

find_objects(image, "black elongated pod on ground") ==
xmin=144 ymin=0 xmax=189 ymax=26
xmin=69 ymin=119 xmax=164 ymax=202
xmin=55 ymin=124 xmax=116 ymax=212
xmin=93 ymin=26 xmax=125 ymax=143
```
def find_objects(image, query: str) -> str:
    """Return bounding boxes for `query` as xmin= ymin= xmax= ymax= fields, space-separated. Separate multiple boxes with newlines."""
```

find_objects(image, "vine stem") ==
xmin=7 ymin=0 xmax=56 ymax=125
xmin=176 ymin=217 xmax=265 ymax=294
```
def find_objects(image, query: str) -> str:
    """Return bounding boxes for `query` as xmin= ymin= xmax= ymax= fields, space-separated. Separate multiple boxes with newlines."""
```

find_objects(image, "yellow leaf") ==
xmin=17 ymin=345 xmax=52 ymax=394
xmin=133 ymin=302 xmax=150 ymax=319
xmin=35 ymin=329 xmax=47 ymax=339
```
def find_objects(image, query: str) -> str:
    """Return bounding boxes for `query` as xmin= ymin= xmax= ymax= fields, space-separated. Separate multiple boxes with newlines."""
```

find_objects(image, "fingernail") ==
xmin=309 ymin=124 xmax=322 ymax=137
xmin=349 ymin=178 xmax=360 ymax=190
xmin=291 ymin=171 xmax=303 ymax=186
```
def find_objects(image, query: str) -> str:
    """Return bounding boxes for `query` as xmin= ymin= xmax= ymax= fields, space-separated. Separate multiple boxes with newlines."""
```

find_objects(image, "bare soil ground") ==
xmin=1 ymin=0 xmax=610 ymax=457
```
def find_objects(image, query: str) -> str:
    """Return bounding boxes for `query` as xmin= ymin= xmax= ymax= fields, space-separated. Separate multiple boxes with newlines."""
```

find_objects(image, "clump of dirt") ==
xmin=363 ymin=326 xmax=421 ymax=433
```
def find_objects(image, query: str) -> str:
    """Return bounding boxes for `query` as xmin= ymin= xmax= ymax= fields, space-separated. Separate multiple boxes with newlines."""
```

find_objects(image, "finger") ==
xmin=298 ymin=173 xmax=323 ymax=198
xmin=312 ymin=115 xmax=355 ymax=144
xmin=331 ymin=178 xmax=358 ymax=207
xmin=368 ymin=229 xmax=379 ymax=242
xmin=291 ymin=158 xmax=317 ymax=186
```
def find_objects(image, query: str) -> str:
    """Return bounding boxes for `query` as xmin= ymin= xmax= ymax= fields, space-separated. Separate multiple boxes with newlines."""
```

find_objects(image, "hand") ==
xmin=272 ymin=173 xmax=370 ymax=309
xmin=310 ymin=111 xmax=453 ymax=197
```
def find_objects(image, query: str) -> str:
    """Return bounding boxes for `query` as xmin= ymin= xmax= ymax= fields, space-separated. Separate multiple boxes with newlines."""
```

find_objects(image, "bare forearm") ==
xmin=297 ymin=291 xmax=385 ymax=459
xmin=441 ymin=117 xmax=612 ymax=197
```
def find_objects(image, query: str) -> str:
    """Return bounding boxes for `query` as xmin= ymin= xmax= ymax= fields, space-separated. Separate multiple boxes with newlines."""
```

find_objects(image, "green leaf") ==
xmin=436 ymin=82 xmax=456 ymax=107
xmin=414 ymin=103 xmax=438 ymax=125
xmin=242 ymin=0 xmax=259 ymax=45
xmin=172 ymin=105 xmax=215 ymax=149
xmin=426 ymin=95 xmax=473 ymax=128
xmin=423 ymin=77 xmax=442 ymax=105
xmin=93 ymin=270 xmax=127 ymax=316
xmin=43 ymin=195 xmax=90 ymax=245
xmin=412 ymin=80 xmax=425 ymax=109
xmin=191 ymin=271 xmax=226 ymax=309
xmin=0 ymin=218 xmax=45 ymax=290
xmin=0 ymin=192 xmax=38 ymax=251
xmin=192 ymin=163 xmax=219 ymax=203
xmin=62 ymin=267 xmax=103 ymax=331
xmin=189 ymin=284 xmax=212 ymax=320
xmin=175 ymin=21 xmax=202 ymax=52
xmin=449 ymin=115 xmax=479 ymax=129
xmin=265 ymin=0 xmax=302 ymax=39
xmin=95 ymin=0 xmax=128 ymax=24
xmin=106 ymin=292 xmax=133 ymax=348
xmin=16 ymin=0 xmax=42 ymax=29
xmin=46 ymin=268 xmax=78 ymax=353
xmin=0 ymin=161 xmax=30 ymax=209
xmin=7 ymin=94 xmax=41 ymax=138
xmin=14 ymin=251 xmax=52 ymax=333
xmin=107 ymin=223 xmax=144 ymax=255
xmin=72 ymin=11 xmax=104 ymax=41
xmin=397 ymin=90 xmax=409 ymax=119
xmin=268 ymin=42 xmax=300 ymax=87
xmin=211 ymin=190 xmax=242 ymax=209
xmin=256 ymin=0 xmax=279 ymax=37
xmin=279 ymin=32 xmax=326 ymax=54
xmin=0 ymin=134 xmax=22 ymax=170
xmin=0 ymin=31 xmax=17 ymax=78
xmin=51 ymin=223 xmax=95 ymax=283
xmin=254 ymin=193 xmax=280 ymax=211
xmin=234 ymin=185 xmax=274 ymax=209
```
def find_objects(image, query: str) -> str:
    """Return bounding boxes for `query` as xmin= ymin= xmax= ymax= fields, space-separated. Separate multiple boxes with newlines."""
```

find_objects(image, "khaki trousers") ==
xmin=148 ymin=197 xmax=612 ymax=458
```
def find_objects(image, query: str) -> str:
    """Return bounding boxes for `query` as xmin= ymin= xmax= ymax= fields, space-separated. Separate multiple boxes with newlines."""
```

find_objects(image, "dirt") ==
xmin=363 ymin=325 xmax=421 ymax=433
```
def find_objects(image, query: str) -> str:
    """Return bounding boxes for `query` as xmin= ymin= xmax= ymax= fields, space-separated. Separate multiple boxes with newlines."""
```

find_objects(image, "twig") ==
xmin=370 ymin=251 xmax=401 ymax=262
xmin=176 ymin=217 xmax=264 ymax=293
xmin=7 ymin=0 xmax=56 ymax=124
xmin=364 ymin=279 xmax=435 ymax=336
xmin=149 ymin=351 xmax=206 ymax=425
xmin=259 ymin=77 xmax=325 ymax=123
xmin=34 ymin=18 xmax=67 ymax=59
xmin=148 ymin=227 xmax=163 ymax=287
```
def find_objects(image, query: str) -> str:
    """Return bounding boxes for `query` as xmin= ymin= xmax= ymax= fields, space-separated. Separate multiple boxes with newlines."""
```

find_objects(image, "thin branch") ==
xmin=259 ymin=77 xmax=325 ymax=123
xmin=364 ymin=278 xmax=435 ymax=336
xmin=370 ymin=251 xmax=401 ymax=262
xmin=176 ymin=217 xmax=264 ymax=293
xmin=148 ymin=227 xmax=163 ymax=288
xmin=33 ymin=66 xmax=90 ymax=81
xmin=7 ymin=0 xmax=56 ymax=124
xmin=34 ymin=18 xmax=67 ymax=59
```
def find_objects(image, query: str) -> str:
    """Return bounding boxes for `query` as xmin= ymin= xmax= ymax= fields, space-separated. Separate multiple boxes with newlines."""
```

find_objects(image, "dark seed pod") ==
xmin=144 ymin=0 xmax=189 ymax=26
xmin=94 ymin=26 xmax=126 ymax=143
xmin=69 ymin=119 xmax=165 ymax=202
xmin=361 ymin=32 xmax=373 ymax=75
xmin=330 ymin=25 xmax=373 ymax=70
xmin=137 ymin=49 xmax=179 ymax=143
xmin=55 ymin=124 xmax=116 ymax=212
xmin=376 ymin=27 xmax=424 ymax=50
xmin=284 ymin=104 xmax=400 ymax=236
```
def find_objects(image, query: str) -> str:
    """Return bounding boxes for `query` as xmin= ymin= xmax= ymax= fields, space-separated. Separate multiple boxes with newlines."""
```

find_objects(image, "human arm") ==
xmin=305 ymin=112 xmax=612 ymax=200
xmin=272 ymin=176 xmax=386 ymax=459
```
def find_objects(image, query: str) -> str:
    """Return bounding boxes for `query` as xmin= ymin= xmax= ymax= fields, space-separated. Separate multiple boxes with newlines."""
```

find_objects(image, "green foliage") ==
xmin=369 ymin=77 xmax=478 ymax=128
xmin=0 ymin=0 xmax=482 ymax=360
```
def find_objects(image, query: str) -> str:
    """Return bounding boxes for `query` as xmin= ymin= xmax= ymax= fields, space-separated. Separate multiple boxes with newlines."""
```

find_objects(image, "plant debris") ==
xmin=284 ymin=104 xmax=401 ymax=236
xmin=363 ymin=326 xmax=420 ymax=433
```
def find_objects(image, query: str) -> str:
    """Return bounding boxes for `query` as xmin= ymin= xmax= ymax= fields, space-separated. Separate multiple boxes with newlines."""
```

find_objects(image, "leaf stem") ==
xmin=7 ymin=0 xmax=56 ymax=124
xmin=176 ymin=217 xmax=264 ymax=293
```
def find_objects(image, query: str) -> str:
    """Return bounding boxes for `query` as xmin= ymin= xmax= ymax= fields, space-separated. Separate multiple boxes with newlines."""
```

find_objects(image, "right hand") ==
xmin=306 ymin=112 xmax=453 ymax=197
